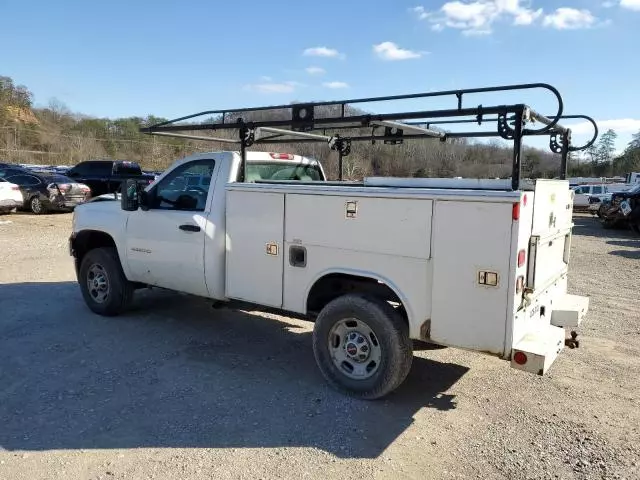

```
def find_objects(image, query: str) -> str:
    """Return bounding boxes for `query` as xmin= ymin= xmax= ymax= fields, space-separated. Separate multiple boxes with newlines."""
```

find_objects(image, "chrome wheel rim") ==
xmin=87 ymin=263 xmax=110 ymax=304
xmin=31 ymin=197 xmax=42 ymax=213
xmin=328 ymin=318 xmax=382 ymax=380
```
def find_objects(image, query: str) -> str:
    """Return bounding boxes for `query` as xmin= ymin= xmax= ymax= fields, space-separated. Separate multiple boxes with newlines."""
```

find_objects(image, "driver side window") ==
xmin=148 ymin=159 xmax=215 ymax=211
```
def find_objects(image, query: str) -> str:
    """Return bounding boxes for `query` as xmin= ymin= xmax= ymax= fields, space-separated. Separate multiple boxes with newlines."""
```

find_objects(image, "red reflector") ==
xmin=269 ymin=152 xmax=294 ymax=160
xmin=513 ymin=351 xmax=527 ymax=365
xmin=522 ymin=194 xmax=528 ymax=207
xmin=517 ymin=249 xmax=526 ymax=268
xmin=512 ymin=202 xmax=520 ymax=220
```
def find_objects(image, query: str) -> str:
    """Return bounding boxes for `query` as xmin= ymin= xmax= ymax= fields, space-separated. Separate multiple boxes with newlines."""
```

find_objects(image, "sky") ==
xmin=1 ymin=0 xmax=639 ymax=156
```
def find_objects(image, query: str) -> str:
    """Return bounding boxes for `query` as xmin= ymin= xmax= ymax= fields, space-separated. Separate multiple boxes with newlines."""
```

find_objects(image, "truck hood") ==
xmin=86 ymin=192 xmax=120 ymax=203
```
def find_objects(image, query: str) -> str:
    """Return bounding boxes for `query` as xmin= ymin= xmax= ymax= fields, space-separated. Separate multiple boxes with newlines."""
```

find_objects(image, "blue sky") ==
xmin=1 ymin=0 xmax=639 ymax=154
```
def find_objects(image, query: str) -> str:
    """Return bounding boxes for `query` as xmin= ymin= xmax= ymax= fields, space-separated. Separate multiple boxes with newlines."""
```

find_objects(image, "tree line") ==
xmin=1 ymin=75 xmax=639 ymax=180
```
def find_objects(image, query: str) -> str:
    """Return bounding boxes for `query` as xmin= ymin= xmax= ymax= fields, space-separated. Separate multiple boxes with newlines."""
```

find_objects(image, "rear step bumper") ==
xmin=511 ymin=325 xmax=565 ymax=375
xmin=510 ymin=294 xmax=589 ymax=375
xmin=550 ymin=293 xmax=589 ymax=328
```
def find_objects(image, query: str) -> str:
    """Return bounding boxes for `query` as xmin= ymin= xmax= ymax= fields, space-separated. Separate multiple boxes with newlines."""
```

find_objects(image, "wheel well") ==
xmin=73 ymin=230 xmax=117 ymax=265
xmin=306 ymin=273 xmax=408 ymax=323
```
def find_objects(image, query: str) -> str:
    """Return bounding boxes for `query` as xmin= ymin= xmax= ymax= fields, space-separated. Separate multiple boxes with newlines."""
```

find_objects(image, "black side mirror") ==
xmin=120 ymin=179 xmax=140 ymax=211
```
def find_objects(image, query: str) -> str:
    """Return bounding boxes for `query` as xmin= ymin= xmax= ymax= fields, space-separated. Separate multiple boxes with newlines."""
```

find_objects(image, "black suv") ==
xmin=65 ymin=160 xmax=155 ymax=197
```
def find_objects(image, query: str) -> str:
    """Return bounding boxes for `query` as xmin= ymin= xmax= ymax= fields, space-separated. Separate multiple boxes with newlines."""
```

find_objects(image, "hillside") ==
xmin=1 ymin=75 xmax=639 ymax=179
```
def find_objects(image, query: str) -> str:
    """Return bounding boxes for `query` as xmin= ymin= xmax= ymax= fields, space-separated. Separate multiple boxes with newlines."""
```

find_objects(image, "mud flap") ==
xmin=511 ymin=325 xmax=565 ymax=375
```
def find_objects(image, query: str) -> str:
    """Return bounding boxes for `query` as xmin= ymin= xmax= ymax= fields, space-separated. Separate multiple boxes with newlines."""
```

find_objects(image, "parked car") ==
xmin=65 ymin=159 xmax=155 ymax=198
xmin=3 ymin=170 xmax=91 ymax=214
xmin=601 ymin=183 xmax=640 ymax=233
xmin=0 ymin=177 xmax=23 ymax=214
xmin=571 ymin=183 xmax=621 ymax=212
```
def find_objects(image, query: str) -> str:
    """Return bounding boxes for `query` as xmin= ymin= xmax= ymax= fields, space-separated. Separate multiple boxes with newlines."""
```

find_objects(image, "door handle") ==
xmin=179 ymin=224 xmax=201 ymax=232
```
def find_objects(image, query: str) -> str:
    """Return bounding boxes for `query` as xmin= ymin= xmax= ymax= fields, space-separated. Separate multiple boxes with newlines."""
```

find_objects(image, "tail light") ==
xmin=512 ymin=202 xmax=520 ymax=220
xmin=269 ymin=152 xmax=294 ymax=160
xmin=513 ymin=351 xmax=527 ymax=365
xmin=517 ymin=249 xmax=526 ymax=268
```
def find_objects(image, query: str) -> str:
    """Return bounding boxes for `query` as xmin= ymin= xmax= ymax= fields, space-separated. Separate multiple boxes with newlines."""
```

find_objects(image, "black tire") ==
xmin=78 ymin=247 xmax=133 ymax=316
xmin=312 ymin=294 xmax=413 ymax=400
xmin=30 ymin=196 xmax=47 ymax=214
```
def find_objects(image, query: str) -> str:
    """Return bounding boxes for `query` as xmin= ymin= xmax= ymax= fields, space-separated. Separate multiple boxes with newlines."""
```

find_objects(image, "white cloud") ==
xmin=542 ymin=8 xmax=597 ymax=29
xmin=322 ymin=81 xmax=350 ymax=89
xmin=411 ymin=1 xmax=542 ymax=35
xmin=567 ymin=118 xmax=640 ymax=135
xmin=373 ymin=41 xmax=424 ymax=60
xmin=303 ymin=46 xmax=345 ymax=59
xmin=244 ymin=80 xmax=301 ymax=94
xmin=620 ymin=0 xmax=640 ymax=11
xmin=410 ymin=5 xmax=432 ymax=19
xmin=305 ymin=66 xmax=325 ymax=75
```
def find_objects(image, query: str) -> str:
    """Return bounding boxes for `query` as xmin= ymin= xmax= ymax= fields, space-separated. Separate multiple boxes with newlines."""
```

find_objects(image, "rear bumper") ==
xmin=510 ymin=289 xmax=589 ymax=375
xmin=550 ymin=294 xmax=589 ymax=328
xmin=0 ymin=199 xmax=22 ymax=209
xmin=50 ymin=194 xmax=88 ymax=210
xmin=511 ymin=325 xmax=565 ymax=375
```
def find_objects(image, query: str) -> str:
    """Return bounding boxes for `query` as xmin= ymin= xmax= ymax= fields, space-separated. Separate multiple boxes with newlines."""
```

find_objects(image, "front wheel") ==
xmin=78 ymin=247 xmax=133 ymax=316
xmin=312 ymin=294 xmax=413 ymax=400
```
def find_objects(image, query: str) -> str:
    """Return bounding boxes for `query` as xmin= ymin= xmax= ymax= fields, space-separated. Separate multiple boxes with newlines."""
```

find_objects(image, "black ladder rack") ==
xmin=139 ymin=82 xmax=598 ymax=191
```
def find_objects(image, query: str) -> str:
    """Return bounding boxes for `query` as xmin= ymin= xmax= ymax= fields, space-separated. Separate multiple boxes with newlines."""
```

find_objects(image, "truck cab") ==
xmin=71 ymin=151 xmax=327 ymax=298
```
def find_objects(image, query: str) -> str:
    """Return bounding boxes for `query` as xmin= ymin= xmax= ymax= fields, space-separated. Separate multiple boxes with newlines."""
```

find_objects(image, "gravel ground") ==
xmin=0 ymin=212 xmax=638 ymax=480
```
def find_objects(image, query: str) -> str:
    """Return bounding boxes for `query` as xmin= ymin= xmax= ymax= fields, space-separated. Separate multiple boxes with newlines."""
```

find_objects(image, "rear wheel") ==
xmin=30 ymin=196 xmax=47 ymax=214
xmin=78 ymin=247 xmax=133 ymax=316
xmin=312 ymin=294 xmax=413 ymax=400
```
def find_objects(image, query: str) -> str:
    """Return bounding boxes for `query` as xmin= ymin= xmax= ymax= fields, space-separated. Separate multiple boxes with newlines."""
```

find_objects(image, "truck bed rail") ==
xmin=138 ymin=82 xmax=597 ymax=191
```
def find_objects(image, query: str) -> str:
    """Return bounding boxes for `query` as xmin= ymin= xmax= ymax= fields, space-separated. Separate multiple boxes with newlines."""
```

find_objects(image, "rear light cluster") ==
xmin=269 ymin=152 xmax=294 ymax=160
xmin=512 ymin=194 xmax=528 ymax=221
xmin=517 ymin=249 xmax=526 ymax=268
xmin=513 ymin=351 xmax=527 ymax=365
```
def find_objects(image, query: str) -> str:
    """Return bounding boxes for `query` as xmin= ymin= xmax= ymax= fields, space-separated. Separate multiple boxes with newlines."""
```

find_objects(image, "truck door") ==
xmin=125 ymin=158 xmax=217 ymax=297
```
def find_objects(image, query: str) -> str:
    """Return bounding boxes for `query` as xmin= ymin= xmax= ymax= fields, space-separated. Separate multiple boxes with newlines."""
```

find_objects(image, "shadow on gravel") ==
xmin=0 ymin=281 xmax=468 ymax=458
xmin=571 ymin=215 xmax=636 ymax=240
xmin=608 ymin=249 xmax=640 ymax=259
xmin=606 ymin=239 xmax=640 ymax=248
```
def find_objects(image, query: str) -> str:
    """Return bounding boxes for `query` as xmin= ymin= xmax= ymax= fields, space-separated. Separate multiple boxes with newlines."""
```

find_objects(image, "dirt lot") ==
xmin=0 ymin=212 xmax=638 ymax=480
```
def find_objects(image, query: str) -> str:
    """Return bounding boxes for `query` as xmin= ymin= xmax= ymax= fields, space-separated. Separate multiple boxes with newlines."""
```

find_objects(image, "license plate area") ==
xmin=620 ymin=200 xmax=631 ymax=216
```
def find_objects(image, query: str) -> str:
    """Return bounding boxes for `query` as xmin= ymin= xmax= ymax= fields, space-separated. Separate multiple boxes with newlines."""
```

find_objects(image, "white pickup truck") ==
xmin=69 ymin=82 xmax=597 ymax=398
xmin=70 ymin=149 xmax=589 ymax=399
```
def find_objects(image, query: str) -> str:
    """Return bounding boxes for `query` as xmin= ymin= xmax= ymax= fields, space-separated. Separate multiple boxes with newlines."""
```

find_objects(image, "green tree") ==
xmin=597 ymin=129 xmax=617 ymax=163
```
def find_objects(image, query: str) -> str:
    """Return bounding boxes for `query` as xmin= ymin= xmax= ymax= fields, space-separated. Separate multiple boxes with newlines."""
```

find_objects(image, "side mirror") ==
xmin=120 ymin=179 xmax=140 ymax=211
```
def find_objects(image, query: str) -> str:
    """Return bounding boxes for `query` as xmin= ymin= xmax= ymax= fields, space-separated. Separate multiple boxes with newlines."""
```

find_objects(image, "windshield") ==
xmin=245 ymin=162 xmax=323 ymax=182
